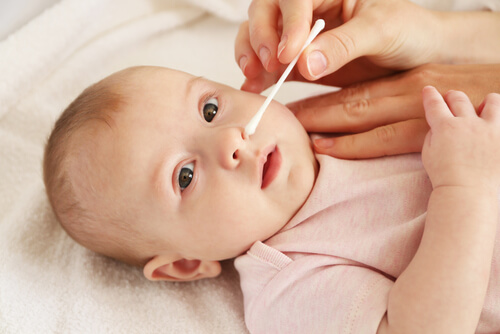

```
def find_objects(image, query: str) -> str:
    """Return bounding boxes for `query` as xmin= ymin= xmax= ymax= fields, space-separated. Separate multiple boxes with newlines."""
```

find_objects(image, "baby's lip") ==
xmin=259 ymin=144 xmax=281 ymax=189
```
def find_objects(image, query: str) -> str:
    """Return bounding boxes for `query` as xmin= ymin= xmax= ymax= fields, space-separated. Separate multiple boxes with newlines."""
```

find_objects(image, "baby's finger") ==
xmin=235 ymin=21 xmax=265 ymax=81
xmin=277 ymin=0 xmax=313 ymax=64
xmin=247 ymin=0 xmax=281 ymax=72
xmin=444 ymin=90 xmax=476 ymax=118
xmin=479 ymin=93 xmax=500 ymax=122
xmin=313 ymin=119 xmax=428 ymax=159
xmin=292 ymin=94 xmax=423 ymax=133
xmin=422 ymin=86 xmax=453 ymax=128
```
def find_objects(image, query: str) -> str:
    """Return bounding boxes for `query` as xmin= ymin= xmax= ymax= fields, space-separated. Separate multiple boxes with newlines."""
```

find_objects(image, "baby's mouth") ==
xmin=261 ymin=146 xmax=282 ymax=189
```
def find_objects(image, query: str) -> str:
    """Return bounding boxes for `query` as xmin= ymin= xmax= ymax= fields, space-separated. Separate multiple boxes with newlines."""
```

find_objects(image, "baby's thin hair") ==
xmin=43 ymin=69 xmax=150 ymax=267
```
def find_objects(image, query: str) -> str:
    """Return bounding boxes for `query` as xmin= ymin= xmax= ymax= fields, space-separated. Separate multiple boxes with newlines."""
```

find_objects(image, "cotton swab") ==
xmin=244 ymin=19 xmax=326 ymax=136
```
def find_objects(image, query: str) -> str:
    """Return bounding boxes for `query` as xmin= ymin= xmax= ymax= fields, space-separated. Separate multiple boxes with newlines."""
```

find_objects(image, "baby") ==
xmin=44 ymin=66 xmax=500 ymax=333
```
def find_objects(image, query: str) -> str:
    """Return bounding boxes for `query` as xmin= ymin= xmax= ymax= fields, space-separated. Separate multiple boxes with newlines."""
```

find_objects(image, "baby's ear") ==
xmin=143 ymin=255 xmax=221 ymax=282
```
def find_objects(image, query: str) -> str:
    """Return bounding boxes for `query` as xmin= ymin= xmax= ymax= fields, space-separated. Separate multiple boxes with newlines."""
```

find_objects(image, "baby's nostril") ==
xmin=233 ymin=151 xmax=238 ymax=160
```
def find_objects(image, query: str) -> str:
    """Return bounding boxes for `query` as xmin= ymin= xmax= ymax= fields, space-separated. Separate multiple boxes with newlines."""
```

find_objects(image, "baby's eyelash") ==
xmin=200 ymin=89 xmax=221 ymax=123
xmin=200 ymin=89 xmax=220 ymax=109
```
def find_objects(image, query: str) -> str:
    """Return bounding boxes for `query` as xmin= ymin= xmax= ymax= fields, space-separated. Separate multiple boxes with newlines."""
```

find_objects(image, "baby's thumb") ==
xmin=422 ymin=86 xmax=450 ymax=129
xmin=298 ymin=18 xmax=375 ymax=81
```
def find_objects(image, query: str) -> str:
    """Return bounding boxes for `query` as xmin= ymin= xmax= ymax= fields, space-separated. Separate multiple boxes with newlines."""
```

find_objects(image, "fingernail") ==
xmin=277 ymin=35 xmax=288 ymax=59
xmin=307 ymin=50 xmax=327 ymax=77
xmin=239 ymin=56 xmax=248 ymax=74
xmin=259 ymin=47 xmax=271 ymax=70
xmin=314 ymin=138 xmax=334 ymax=149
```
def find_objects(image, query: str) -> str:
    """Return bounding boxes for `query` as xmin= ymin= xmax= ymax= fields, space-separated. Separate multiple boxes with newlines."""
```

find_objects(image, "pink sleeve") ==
xmin=239 ymin=252 xmax=393 ymax=334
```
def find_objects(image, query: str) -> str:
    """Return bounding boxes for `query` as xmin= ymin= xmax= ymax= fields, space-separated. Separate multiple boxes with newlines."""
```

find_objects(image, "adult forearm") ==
xmin=381 ymin=187 xmax=497 ymax=333
xmin=436 ymin=11 xmax=500 ymax=64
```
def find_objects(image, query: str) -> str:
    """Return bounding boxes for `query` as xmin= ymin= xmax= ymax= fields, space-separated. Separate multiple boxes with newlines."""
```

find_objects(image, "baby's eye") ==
xmin=178 ymin=162 xmax=194 ymax=191
xmin=203 ymin=97 xmax=218 ymax=122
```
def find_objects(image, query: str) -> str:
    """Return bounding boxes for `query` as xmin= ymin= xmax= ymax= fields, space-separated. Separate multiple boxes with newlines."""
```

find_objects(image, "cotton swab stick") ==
xmin=244 ymin=19 xmax=325 ymax=136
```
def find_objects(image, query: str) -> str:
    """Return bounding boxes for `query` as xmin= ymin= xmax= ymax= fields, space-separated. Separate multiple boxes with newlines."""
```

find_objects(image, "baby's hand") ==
xmin=422 ymin=86 xmax=500 ymax=191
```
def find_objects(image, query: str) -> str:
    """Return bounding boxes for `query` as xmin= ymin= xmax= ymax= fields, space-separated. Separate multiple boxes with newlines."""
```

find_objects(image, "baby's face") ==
xmin=97 ymin=67 xmax=317 ymax=262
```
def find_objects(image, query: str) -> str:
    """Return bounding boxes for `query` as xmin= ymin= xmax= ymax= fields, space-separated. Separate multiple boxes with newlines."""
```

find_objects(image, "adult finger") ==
xmin=313 ymin=119 xmax=429 ymax=159
xmin=288 ymin=72 xmax=411 ymax=112
xmin=444 ymin=90 xmax=476 ymax=118
xmin=247 ymin=0 xmax=281 ymax=72
xmin=479 ymin=93 xmax=500 ymax=122
xmin=240 ymin=70 xmax=281 ymax=93
xmin=235 ymin=21 xmax=265 ymax=81
xmin=297 ymin=17 xmax=379 ymax=81
xmin=277 ymin=0 xmax=313 ymax=64
xmin=293 ymin=94 xmax=423 ymax=133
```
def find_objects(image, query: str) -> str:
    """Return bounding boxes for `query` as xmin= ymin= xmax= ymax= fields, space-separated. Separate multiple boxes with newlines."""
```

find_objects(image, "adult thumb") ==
xmin=297 ymin=17 xmax=377 ymax=81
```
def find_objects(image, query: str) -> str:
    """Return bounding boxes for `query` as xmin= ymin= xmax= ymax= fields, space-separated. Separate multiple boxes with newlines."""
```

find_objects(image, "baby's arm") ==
xmin=378 ymin=87 xmax=500 ymax=333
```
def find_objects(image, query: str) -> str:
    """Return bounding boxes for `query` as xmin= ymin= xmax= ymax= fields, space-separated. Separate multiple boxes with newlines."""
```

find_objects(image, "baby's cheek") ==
xmin=274 ymin=108 xmax=306 ymax=135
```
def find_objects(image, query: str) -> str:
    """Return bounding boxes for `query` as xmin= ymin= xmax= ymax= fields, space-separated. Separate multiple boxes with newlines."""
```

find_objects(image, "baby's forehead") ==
xmin=119 ymin=66 xmax=194 ymax=89
xmin=115 ymin=68 xmax=206 ymax=115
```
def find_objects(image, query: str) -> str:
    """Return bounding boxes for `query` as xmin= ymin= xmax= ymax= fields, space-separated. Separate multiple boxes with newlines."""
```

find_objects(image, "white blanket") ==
xmin=1 ymin=0 xmax=498 ymax=333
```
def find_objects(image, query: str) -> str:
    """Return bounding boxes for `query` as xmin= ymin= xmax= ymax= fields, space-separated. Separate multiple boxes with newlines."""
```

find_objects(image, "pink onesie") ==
xmin=235 ymin=153 xmax=500 ymax=334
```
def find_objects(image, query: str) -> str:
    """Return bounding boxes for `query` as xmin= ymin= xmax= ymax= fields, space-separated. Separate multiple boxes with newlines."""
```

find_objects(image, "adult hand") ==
xmin=235 ymin=0 xmax=500 ymax=93
xmin=288 ymin=63 xmax=500 ymax=159
xmin=235 ymin=0 xmax=440 ymax=93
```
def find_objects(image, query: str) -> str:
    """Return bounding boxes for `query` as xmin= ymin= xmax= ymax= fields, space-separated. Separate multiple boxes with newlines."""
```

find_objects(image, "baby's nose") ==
xmin=215 ymin=127 xmax=246 ymax=170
